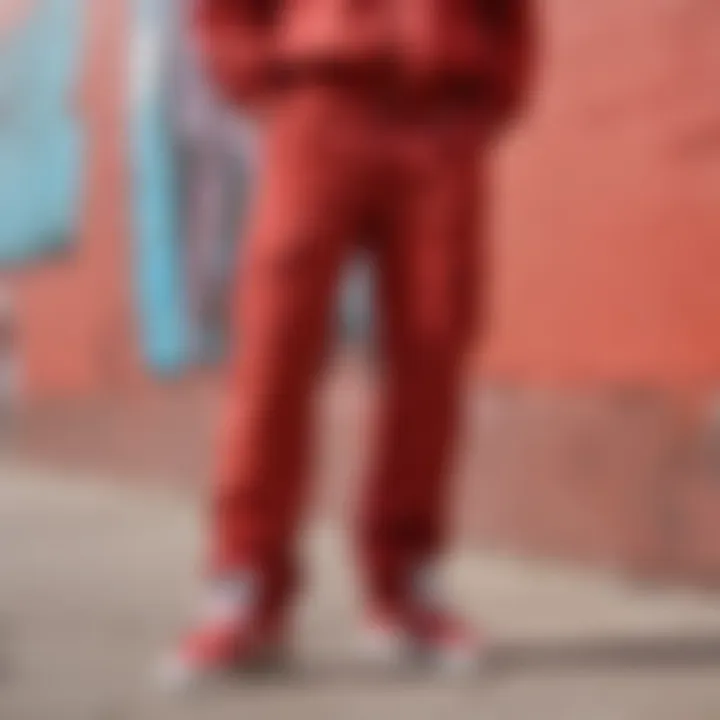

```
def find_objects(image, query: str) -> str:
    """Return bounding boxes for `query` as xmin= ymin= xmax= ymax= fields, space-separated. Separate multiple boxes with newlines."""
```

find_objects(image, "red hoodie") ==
xmin=195 ymin=0 xmax=535 ymax=129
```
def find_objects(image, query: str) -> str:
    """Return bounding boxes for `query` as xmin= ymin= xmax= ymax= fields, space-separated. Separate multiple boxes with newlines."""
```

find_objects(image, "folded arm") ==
xmin=194 ymin=0 xmax=280 ymax=108
xmin=481 ymin=0 xmax=538 ymax=132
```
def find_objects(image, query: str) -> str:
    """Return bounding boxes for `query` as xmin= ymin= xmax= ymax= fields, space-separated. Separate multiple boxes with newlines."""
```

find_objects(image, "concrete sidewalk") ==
xmin=2 ymin=463 xmax=720 ymax=720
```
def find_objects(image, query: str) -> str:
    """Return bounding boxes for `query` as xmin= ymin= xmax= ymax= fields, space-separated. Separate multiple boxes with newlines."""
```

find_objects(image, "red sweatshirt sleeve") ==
xmin=483 ymin=0 xmax=538 ymax=132
xmin=194 ymin=0 xmax=280 ymax=108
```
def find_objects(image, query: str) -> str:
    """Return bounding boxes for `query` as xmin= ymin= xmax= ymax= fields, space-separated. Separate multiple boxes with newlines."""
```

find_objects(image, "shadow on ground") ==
xmin=161 ymin=636 xmax=720 ymax=693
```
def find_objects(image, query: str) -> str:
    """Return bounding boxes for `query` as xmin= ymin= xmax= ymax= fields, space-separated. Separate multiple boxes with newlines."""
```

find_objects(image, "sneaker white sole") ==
xmin=154 ymin=645 xmax=288 ymax=694
xmin=358 ymin=629 xmax=487 ymax=678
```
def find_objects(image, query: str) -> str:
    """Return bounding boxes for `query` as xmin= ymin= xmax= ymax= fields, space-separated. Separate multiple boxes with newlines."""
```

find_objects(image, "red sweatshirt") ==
xmin=195 ymin=0 xmax=536 ymax=129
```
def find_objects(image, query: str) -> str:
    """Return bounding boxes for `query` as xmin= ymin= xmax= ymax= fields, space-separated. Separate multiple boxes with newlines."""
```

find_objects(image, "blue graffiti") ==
xmin=0 ymin=0 xmax=84 ymax=265
xmin=129 ymin=0 xmax=189 ymax=374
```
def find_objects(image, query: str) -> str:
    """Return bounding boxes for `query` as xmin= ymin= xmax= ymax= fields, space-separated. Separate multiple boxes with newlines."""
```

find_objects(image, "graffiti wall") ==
xmin=4 ymin=0 xmax=259 ymax=390
xmin=127 ymin=0 xmax=365 ymax=370
xmin=4 ymin=0 xmax=720 ymax=399
xmin=0 ymin=0 xmax=84 ymax=265
xmin=127 ymin=0 xmax=188 ymax=374
xmin=128 ymin=0 xmax=261 ymax=372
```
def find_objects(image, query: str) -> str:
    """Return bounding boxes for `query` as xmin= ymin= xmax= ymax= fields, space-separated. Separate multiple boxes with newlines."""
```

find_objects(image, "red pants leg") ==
xmin=360 ymin=135 xmax=484 ymax=608
xmin=209 ymin=90 xmax=369 ymax=602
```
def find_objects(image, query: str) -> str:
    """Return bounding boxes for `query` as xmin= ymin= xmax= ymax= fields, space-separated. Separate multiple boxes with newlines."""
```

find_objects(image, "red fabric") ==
xmin=198 ymin=1 xmax=537 ymax=615
xmin=194 ymin=0 xmax=279 ymax=105
xmin=195 ymin=0 xmax=536 ymax=128
xmin=209 ymin=87 xmax=487 ymax=607
xmin=370 ymin=605 xmax=482 ymax=649
xmin=178 ymin=606 xmax=284 ymax=669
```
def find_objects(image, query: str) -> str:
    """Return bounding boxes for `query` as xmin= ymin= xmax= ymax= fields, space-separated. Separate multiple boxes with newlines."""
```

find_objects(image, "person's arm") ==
xmin=193 ymin=0 xmax=280 ymax=109
xmin=482 ymin=0 xmax=538 ymax=133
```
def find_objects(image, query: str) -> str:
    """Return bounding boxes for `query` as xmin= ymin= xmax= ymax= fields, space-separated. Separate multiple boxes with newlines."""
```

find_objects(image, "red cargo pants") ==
xmin=210 ymin=86 xmax=485 ymax=611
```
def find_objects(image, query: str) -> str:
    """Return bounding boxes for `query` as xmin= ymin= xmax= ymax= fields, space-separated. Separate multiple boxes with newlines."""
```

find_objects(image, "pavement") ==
xmin=3 ymin=462 xmax=720 ymax=720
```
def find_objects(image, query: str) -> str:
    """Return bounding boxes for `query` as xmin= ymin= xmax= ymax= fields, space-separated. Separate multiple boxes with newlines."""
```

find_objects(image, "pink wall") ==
xmin=17 ymin=0 xmax=139 ymax=399
xmin=482 ymin=0 xmax=720 ymax=387
xmin=14 ymin=0 xmax=720 ymax=398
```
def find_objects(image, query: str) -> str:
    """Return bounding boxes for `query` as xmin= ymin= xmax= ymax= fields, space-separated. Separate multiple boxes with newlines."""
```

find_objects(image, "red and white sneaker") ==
xmin=157 ymin=574 xmax=287 ymax=691
xmin=360 ymin=564 xmax=487 ymax=676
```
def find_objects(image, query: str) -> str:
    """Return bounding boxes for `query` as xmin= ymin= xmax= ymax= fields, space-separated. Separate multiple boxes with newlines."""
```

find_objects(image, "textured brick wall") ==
xmin=8 ymin=0 xmax=720 ymax=582
xmin=455 ymin=389 xmax=720 ymax=583
xmin=16 ymin=0 xmax=137 ymax=399
xmin=14 ymin=0 xmax=720 ymax=395
xmin=468 ymin=0 xmax=720 ymax=580
xmin=482 ymin=0 xmax=720 ymax=386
